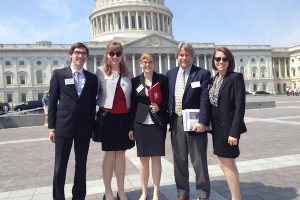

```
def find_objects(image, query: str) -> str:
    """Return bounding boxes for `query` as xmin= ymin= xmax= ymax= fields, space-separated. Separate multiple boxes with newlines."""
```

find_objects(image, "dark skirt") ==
xmin=101 ymin=112 xmax=135 ymax=151
xmin=211 ymin=106 xmax=240 ymax=158
xmin=134 ymin=122 xmax=167 ymax=157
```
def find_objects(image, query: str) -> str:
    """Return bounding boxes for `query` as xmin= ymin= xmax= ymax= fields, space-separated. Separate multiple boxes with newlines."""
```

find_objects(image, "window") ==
xmin=240 ymin=59 xmax=243 ymax=62
xmin=138 ymin=16 xmax=143 ymax=29
xmin=291 ymin=59 xmax=294 ymax=63
xmin=36 ymin=70 xmax=43 ymax=84
xmin=5 ymin=61 xmax=11 ymax=66
xmin=19 ymin=74 xmax=26 ymax=85
xmin=131 ymin=16 xmax=136 ymax=29
xmin=21 ymin=93 xmax=27 ymax=102
xmin=19 ymin=61 xmax=25 ymax=66
xmin=6 ymin=75 xmax=12 ymax=85
xmin=252 ymin=58 xmax=255 ymax=62
xmin=253 ymin=84 xmax=257 ymax=92
xmin=240 ymin=66 xmax=244 ymax=75
xmin=261 ymin=58 xmax=264 ymax=62
xmin=53 ymin=60 xmax=58 ymax=65
xmin=7 ymin=94 xmax=13 ymax=103
xmin=38 ymin=92 xmax=43 ymax=101
xmin=124 ymin=16 xmax=129 ymax=28
xmin=36 ymin=60 xmax=42 ymax=65
xmin=292 ymin=68 xmax=296 ymax=76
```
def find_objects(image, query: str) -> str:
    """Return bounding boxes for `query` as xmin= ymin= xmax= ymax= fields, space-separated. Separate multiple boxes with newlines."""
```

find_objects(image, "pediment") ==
xmin=125 ymin=34 xmax=178 ymax=48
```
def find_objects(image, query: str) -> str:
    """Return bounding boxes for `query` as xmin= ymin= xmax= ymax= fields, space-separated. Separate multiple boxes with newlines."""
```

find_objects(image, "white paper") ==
xmin=65 ymin=78 xmax=74 ymax=85
xmin=182 ymin=109 xmax=200 ymax=131
xmin=191 ymin=81 xmax=201 ymax=88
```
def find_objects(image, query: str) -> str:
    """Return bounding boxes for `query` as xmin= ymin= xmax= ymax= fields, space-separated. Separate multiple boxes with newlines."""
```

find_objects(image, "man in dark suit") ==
xmin=166 ymin=42 xmax=211 ymax=200
xmin=48 ymin=42 xmax=98 ymax=200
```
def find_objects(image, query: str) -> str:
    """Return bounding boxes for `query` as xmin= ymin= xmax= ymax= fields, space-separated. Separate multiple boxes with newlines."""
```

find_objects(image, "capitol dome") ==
xmin=89 ymin=0 xmax=173 ymax=43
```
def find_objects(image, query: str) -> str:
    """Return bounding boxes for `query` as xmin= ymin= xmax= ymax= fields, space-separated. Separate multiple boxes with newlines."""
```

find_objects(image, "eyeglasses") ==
xmin=73 ymin=51 xmax=87 ymax=56
xmin=214 ymin=57 xmax=229 ymax=62
xmin=108 ymin=51 xmax=122 ymax=57
xmin=142 ymin=61 xmax=153 ymax=65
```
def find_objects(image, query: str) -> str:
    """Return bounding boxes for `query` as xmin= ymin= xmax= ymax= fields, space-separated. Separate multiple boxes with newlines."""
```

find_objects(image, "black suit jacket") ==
xmin=212 ymin=72 xmax=247 ymax=138
xmin=48 ymin=66 xmax=98 ymax=138
xmin=130 ymin=72 xmax=169 ymax=129
xmin=166 ymin=64 xmax=211 ymax=126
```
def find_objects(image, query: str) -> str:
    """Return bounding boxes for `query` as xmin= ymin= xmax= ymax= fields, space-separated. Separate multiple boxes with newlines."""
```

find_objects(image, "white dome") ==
xmin=90 ymin=0 xmax=173 ymax=43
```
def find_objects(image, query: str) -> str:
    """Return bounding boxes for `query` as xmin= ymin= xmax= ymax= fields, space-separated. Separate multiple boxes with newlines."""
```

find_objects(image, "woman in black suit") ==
xmin=129 ymin=53 xmax=168 ymax=200
xmin=209 ymin=47 xmax=247 ymax=200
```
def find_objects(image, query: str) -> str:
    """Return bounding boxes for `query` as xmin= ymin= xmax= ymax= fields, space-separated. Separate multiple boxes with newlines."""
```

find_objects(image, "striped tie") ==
xmin=74 ymin=71 xmax=81 ymax=96
xmin=175 ymin=68 xmax=185 ymax=116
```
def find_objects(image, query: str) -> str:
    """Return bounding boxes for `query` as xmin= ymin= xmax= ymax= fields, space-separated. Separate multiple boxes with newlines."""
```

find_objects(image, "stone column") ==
xmin=158 ymin=54 xmax=162 ymax=73
xmin=167 ymin=54 xmax=170 ymax=70
xmin=151 ymin=11 xmax=154 ymax=31
xmin=278 ymin=58 xmax=282 ymax=78
xmin=143 ymin=12 xmax=147 ymax=30
xmin=100 ymin=15 xmax=104 ymax=33
xmin=94 ymin=56 xmax=97 ymax=73
xmin=112 ymin=13 xmax=116 ymax=31
xmin=162 ymin=15 xmax=166 ymax=32
xmin=120 ymin=12 xmax=124 ymax=30
xmin=196 ymin=55 xmax=200 ymax=67
xmin=285 ymin=57 xmax=289 ymax=78
xmin=157 ymin=13 xmax=161 ymax=31
xmin=132 ymin=54 xmax=136 ymax=77
xmin=106 ymin=14 xmax=109 ymax=32
xmin=204 ymin=54 xmax=208 ymax=70
xmin=136 ymin=11 xmax=139 ymax=30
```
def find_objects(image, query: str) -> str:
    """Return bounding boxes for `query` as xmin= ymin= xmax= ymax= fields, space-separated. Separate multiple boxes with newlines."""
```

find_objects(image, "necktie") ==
xmin=175 ymin=68 xmax=185 ymax=117
xmin=74 ymin=71 xmax=81 ymax=96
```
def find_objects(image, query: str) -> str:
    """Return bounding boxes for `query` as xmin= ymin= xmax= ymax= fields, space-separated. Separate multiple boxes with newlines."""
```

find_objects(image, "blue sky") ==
xmin=0 ymin=0 xmax=300 ymax=47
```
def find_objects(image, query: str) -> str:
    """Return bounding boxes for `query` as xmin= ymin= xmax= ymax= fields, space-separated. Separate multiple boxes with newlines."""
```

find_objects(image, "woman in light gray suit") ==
xmin=95 ymin=41 xmax=134 ymax=200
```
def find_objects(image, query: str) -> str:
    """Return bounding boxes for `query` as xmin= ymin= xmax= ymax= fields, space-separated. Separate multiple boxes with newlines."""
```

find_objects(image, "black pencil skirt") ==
xmin=101 ymin=112 xmax=135 ymax=151
xmin=134 ymin=122 xmax=167 ymax=157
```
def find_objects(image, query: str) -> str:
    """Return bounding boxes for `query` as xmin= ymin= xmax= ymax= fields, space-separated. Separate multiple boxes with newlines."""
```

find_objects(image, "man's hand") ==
xmin=192 ymin=123 xmax=206 ymax=133
xmin=49 ymin=131 xmax=55 ymax=143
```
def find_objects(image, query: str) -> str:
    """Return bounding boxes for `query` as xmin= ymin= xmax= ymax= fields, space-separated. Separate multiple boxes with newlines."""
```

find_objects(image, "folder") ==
xmin=148 ymin=82 xmax=163 ymax=105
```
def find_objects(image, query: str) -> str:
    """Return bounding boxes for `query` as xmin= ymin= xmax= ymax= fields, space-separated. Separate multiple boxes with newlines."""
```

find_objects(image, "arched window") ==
xmin=291 ymin=68 xmax=296 ymax=76
xmin=36 ymin=70 xmax=43 ymax=84
xmin=18 ymin=72 xmax=27 ymax=85
xmin=277 ymin=83 xmax=281 ymax=94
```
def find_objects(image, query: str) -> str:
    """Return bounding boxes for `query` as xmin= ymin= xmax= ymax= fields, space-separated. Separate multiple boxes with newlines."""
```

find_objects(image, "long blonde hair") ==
xmin=102 ymin=41 xmax=128 ymax=76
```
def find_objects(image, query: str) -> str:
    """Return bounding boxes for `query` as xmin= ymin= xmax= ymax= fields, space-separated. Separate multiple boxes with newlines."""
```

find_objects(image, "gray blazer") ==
xmin=96 ymin=66 xmax=132 ymax=109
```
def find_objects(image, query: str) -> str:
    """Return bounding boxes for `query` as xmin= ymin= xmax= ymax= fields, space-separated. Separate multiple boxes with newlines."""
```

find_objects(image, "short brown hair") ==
xmin=212 ymin=47 xmax=235 ymax=72
xmin=139 ymin=53 xmax=155 ymax=63
xmin=69 ymin=42 xmax=89 ymax=56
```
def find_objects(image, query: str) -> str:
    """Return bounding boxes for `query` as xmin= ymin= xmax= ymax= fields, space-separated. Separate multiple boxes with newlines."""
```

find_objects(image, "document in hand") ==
xmin=148 ymin=82 xmax=163 ymax=105
xmin=182 ymin=109 xmax=200 ymax=131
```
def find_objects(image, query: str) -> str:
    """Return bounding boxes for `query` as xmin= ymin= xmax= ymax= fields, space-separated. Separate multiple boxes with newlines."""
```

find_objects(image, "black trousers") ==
xmin=53 ymin=136 xmax=90 ymax=200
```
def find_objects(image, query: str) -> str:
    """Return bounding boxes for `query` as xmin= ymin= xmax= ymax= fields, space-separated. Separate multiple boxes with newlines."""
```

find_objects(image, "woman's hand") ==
xmin=128 ymin=130 xmax=135 ymax=140
xmin=228 ymin=136 xmax=238 ymax=146
xmin=150 ymin=103 xmax=159 ymax=113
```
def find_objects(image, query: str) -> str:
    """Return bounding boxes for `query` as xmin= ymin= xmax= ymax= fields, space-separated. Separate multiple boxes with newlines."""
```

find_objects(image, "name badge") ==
xmin=65 ymin=78 xmax=74 ymax=85
xmin=136 ymin=84 xmax=144 ymax=93
xmin=191 ymin=81 xmax=201 ymax=88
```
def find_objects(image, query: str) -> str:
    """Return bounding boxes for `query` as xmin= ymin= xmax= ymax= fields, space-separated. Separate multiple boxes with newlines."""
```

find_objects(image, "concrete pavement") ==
xmin=0 ymin=95 xmax=300 ymax=200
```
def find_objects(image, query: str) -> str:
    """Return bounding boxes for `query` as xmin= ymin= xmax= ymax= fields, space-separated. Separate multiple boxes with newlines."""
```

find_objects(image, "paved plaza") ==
xmin=0 ymin=96 xmax=300 ymax=200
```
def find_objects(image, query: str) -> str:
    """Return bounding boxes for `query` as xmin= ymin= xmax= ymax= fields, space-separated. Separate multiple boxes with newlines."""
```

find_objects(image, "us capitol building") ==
xmin=0 ymin=0 xmax=300 ymax=106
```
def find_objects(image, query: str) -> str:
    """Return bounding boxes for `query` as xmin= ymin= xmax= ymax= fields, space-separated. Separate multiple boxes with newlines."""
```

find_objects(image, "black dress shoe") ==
xmin=117 ymin=193 xmax=120 ymax=200
xmin=103 ymin=194 xmax=106 ymax=200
